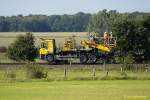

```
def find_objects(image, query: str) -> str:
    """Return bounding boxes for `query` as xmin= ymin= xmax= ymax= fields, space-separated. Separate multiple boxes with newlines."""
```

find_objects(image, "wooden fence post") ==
xmin=92 ymin=67 xmax=96 ymax=80
xmin=69 ymin=58 xmax=72 ymax=67
xmin=64 ymin=67 xmax=67 ymax=79
xmin=121 ymin=67 xmax=123 ymax=72
xmin=135 ymin=64 xmax=138 ymax=72
xmin=103 ymin=61 xmax=106 ymax=71
xmin=145 ymin=67 xmax=149 ymax=77
xmin=106 ymin=70 xmax=109 ymax=77
xmin=70 ymin=61 xmax=72 ymax=67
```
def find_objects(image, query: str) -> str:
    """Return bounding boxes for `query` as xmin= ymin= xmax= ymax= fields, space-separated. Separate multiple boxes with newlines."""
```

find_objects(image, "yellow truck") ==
xmin=39 ymin=32 xmax=117 ymax=64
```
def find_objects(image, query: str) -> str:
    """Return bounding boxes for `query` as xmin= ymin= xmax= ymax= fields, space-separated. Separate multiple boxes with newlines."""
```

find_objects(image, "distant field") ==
xmin=0 ymin=80 xmax=150 ymax=100
xmin=0 ymin=32 xmax=88 ymax=47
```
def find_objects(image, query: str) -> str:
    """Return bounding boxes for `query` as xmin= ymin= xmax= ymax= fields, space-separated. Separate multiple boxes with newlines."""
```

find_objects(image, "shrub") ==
xmin=0 ymin=46 xmax=7 ymax=53
xmin=119 ymin=54 xmax=135 ymax=70
xmin=5 ymin=68 xmax=16 ymax=79
xmin=7 ymin=33 xmax=36 ymax=61
xmin=120 ymin=71 xmax=128 ymax=79
xmin=25 ymin=64 xmax=47 ymax=79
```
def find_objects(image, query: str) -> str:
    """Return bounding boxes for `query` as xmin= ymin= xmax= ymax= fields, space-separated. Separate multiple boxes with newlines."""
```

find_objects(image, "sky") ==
xmin=0 ymin=0 xmax=150 ymax=16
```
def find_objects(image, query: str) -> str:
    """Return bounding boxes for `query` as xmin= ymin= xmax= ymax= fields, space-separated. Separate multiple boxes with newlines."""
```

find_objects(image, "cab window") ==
xmin=41 ymin=42 xmax=48 ymax=49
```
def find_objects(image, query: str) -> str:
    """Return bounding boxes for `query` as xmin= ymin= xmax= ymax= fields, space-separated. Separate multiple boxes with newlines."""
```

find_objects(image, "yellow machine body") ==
xmin=81 ymin=40 xmax=111 ymax=52
xmin=81 ymin=32 xmax=117 ymax=52
xmin=62 ymin=36 xmax=76 ymax=51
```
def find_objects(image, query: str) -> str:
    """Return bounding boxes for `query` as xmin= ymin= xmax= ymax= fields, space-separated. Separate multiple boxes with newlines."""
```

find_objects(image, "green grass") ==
xmin=0 ymin=53 xmax=18 ymax=63
xmin=0 ymin=67 xmax=150 ymax=100
xmin=0 ymin=80 xmax=150 ymax=100
xmin=0 ymin=67 xmax=150 ymax=82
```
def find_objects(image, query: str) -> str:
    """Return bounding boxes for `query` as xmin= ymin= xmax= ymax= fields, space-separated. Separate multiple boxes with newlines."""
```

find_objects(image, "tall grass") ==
xmin=0 ymin=66 xmax=150 ymax=82
xmin=25 ymin=64 xmax=47 ymax=79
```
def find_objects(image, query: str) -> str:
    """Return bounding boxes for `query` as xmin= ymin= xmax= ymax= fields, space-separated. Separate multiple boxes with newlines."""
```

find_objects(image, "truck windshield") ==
xmin=41 ymin=42 xmax=48 ymax=49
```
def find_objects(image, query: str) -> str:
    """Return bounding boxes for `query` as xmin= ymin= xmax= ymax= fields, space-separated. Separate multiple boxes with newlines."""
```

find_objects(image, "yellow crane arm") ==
xmin=95 ymin=45 xmax=110 ymax=52
xmin=81 ymin=40 xmax=111 ymax=52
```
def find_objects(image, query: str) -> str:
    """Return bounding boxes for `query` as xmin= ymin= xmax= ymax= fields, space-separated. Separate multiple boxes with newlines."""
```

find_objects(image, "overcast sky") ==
xmin=0 ymin=0 xmax=150 ymax=16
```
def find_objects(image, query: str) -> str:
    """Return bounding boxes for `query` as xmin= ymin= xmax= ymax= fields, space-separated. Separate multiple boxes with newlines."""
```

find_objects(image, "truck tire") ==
xmin=46 ymin=54 xmax=54 ymax=64
xmin=88 ymin=55 xmax=97 ymax=64
xmin=80 ymin=54 xmax=88 ymax=64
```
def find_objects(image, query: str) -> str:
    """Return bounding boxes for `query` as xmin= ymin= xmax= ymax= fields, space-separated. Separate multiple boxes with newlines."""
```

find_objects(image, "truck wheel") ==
xmin=89 ymin=55 xmax=97 ymax=64
xmin=46 ymin=54 xmax=54 ymax=64
xmin=80 ymin=54 xmax=88 ymax=64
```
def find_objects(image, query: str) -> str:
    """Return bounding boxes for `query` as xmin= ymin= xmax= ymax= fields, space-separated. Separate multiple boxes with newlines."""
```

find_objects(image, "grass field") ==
xmin=0 ymin=80 xmax=150 ymax=100
xmin=0 ymin=66 xmax=150 ymax=100
xmin=0 ymin=32 xmax=87 ymax=47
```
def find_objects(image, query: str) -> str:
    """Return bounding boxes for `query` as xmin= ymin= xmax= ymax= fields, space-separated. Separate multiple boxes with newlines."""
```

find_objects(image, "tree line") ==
xmin=0 ymin=12 xmax=91 ymax=32
xmin=0 ymin=10 xmax=149 ymax=33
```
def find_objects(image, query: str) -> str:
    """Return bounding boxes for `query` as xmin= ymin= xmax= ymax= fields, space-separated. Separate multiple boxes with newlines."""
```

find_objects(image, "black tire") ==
xmin=46 ymin=54 xmax=54 ymax=64
xmin=88 ymin=55 xmax=97 ymax=64
xmin=80 ymin=54 xmax=88 ymax=64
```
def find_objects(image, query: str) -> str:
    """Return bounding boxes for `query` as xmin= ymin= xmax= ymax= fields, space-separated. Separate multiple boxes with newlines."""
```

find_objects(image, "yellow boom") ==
xmin=81 ymin=40 xmax=111 ymax=52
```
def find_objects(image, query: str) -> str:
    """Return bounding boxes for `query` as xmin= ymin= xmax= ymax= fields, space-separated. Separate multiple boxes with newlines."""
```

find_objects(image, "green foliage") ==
xmin=0 ymin=13 xmax=91 ymax=32
xmin=141 ymin=16 xmax=150 ymax=61
xmin=5 ymin=68 xmax=16 ymax=79
xmin=120 ymin=71 xmax=128 ymax=78
xmin=124 ymin=54 xmax=135 ymax=65
xmin=25 ymin=64 xmax=47 ymax=79
xmin=113 ymin=15 xmax=150 ymax=62
xmin=7 ymin=33 xmax=36 ymax=61
xmin=0 ymin=17 xmax=10 ymax=31
xmin=119 ymin=54 xmax=135 ymax=70
xmin=88 ymin=10 xmax=120 ymax=35
xmin=88 ymin=10 xmax=150 ymax=62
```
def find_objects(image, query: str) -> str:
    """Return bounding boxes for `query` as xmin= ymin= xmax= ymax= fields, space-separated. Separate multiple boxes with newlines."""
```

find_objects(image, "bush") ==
xmin=0 ymin=46 xmax=7 ymax=53
xmin=119 ymin=54 xmax=135 ymax=70
xmin=7 ymin=33 xmax=36 ymax=61
xmin=25 ymin=64 xmax=47 ymax=79
xmin=5 ymin=68 xmax=16 ymax=79
xmin=120 ymin=71 xmax=128 ymax=79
